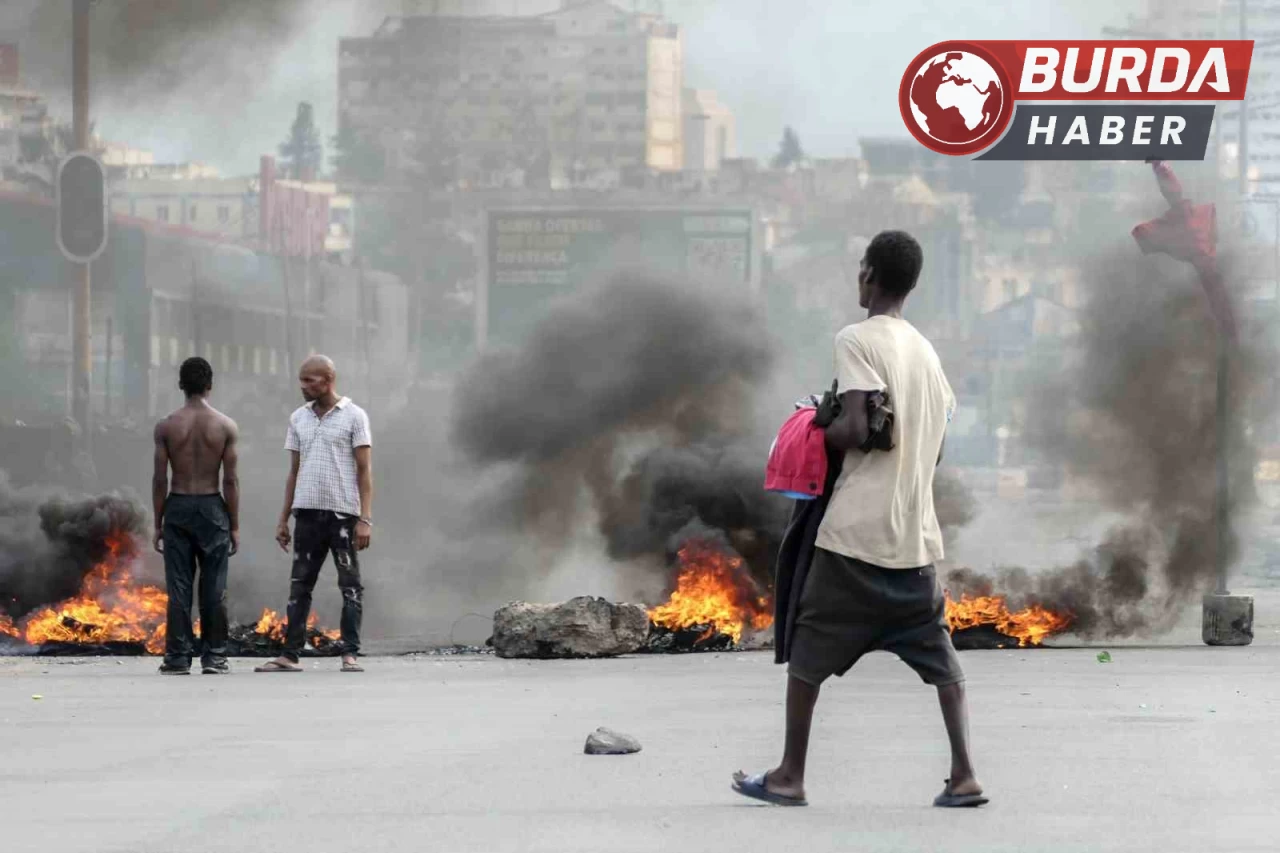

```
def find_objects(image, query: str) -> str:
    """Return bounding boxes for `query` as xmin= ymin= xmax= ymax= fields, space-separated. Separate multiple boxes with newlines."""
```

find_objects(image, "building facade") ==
xmin=682 ymin=88 xmax=735 ymax=172
xmin=338 ymin=0 xmax=684 ymax=189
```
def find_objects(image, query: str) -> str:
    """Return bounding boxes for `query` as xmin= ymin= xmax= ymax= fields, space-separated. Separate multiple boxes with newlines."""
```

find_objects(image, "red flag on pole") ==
xmin=1132 ymin=160 xmax=1236 ymax=341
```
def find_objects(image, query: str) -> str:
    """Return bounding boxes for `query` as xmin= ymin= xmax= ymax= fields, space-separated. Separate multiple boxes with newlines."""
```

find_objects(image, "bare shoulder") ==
xmin=154 ymin=410 xmax=179 ymax=439
xmin=214 ymin=407 xmax=239 ymax=434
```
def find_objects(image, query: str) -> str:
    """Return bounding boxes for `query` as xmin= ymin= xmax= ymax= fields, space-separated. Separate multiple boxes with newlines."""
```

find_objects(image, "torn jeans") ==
xmin=284 ymin=509 xmax=363 ymax=662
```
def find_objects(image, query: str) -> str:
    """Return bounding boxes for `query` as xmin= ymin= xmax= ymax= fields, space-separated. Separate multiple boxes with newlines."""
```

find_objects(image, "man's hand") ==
xmin=355 ymin=520 xmax=371 ymax=551
xmin=230 ymin=529 xmax=240 ymax=556
xmin=153 ymin=528 xmax=164 ymax=554
xmin=276 ymin=521 xmax=292 ymax=553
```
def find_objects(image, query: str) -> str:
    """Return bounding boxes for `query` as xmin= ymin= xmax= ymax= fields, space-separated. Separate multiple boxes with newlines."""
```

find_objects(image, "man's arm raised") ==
xmin=152 ymin=421 xmax=169 ymax=553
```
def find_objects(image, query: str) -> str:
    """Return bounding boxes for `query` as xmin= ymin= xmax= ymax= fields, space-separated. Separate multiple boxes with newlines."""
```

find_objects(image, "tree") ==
xmin=330 ymin=122 xmax=385 ymax=185
xmin=772 ymin=126 xmax=805 ymax=170
xmin=279 ymin=102 xmax=324 ymax=180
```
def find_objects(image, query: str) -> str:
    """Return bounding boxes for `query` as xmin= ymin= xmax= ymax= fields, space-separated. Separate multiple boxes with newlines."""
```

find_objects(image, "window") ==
xmin=157 ymin=205 xmax=170 ymax=223
xmin=253 ymin=347 xmax=262 ymax=375
xmin=218 ymin=206 xmax=230 ymax=225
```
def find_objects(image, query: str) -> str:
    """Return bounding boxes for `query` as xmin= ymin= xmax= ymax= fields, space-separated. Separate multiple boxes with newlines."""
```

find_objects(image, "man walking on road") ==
xmin=256 ymin=355 xmax=372 ymax=674
xmin=152 ymin=357 xmax=240 ymax=675
xmin=732 ymin=230 xmax=985 ymax=808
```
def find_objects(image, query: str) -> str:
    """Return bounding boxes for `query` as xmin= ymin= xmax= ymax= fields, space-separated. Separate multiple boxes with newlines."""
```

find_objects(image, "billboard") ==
xmin=480 ymin=207 xmax=757 ymax=346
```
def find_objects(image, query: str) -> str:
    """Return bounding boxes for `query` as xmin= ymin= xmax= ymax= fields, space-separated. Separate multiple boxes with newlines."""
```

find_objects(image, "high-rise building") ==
xmin=338 ymin=0 xmax=683 ymax=189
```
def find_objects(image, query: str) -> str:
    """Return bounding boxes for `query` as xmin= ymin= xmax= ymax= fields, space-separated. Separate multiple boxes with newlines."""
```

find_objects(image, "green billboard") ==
xmin=480 ymin=207 xmax=757 ymax=347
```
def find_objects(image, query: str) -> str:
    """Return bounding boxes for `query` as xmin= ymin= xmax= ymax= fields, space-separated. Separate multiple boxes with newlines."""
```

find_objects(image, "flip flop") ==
xmin=253 ymin=660 xmax=302 ymax=673
xmin=341 ymin=659 xmax=364 ymax=673
xmin=934 ymin=778 xmax=989 ymax=808
xmin=731 ymin=770 xmax=807 ymax=807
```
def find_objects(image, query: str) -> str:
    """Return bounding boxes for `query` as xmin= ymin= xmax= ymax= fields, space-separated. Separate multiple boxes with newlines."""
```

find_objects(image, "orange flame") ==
xmin=647 ymin=540 xmax=773 ymax=645
xmin=7 ymin=532 xmax=338 ymax=653
xmin=945 ymin=593 xmax=1073 ymax=647
xmin=19 ymin=534 xmax=170 ymax=653
xmin=252 ymin=607 xmax=340 ymax=646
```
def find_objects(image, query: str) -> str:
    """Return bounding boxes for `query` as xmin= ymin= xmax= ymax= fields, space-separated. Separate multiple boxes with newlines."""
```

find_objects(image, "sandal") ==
xmin=253 ymin=659 xmax=302 ymax=673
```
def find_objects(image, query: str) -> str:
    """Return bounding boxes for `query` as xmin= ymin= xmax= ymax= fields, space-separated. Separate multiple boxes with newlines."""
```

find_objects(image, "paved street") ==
xmin=3 ymin=590 xmax=1279 ymax=853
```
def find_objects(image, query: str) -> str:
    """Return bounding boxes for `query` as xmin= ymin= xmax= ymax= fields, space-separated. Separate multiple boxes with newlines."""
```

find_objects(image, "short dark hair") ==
xmin=865 ymin=230 xmax=923 ymax=298
xmin=179 ymin=357 xmax=213 ymax=396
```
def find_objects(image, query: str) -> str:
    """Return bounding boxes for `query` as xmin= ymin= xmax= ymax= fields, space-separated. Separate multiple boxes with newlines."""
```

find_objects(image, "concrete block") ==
xmin=1202 ymin=594 xmax=1253 ymax=646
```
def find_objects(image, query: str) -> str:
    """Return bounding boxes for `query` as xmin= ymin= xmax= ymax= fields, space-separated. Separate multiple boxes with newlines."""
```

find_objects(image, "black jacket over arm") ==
xmin=772 ymin=448 xmax=844 ymax=664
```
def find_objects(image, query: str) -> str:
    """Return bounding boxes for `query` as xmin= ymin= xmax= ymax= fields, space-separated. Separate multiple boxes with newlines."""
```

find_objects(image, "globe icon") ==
xmin=908 ymin=51 xmax=1003 ymax=146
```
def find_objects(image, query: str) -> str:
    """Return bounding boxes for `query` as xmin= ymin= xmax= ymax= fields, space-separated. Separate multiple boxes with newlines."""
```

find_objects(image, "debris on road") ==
xmin=491 ymin=597 xmax=649 ymax=659
xmin=584 ymin=727 xmax=642 ymax=755
xmin=1097 ymin=651 xmax=1112 ymax=663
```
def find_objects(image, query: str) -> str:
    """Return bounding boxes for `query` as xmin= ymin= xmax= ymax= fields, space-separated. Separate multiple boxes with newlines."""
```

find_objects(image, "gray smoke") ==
xmin=0 ymin=472 xmax=148 ymax=618
xmin=449 ymin=270 xmax=789 ymax=587
xmin=947 ymin=245 xmax=1276 ymax=639
xmin=22 ymin=1 xmax=308 ymax=96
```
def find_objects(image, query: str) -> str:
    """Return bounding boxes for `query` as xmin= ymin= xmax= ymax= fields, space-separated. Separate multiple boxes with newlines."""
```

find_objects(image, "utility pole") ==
xmin=1216 ymin=0 xmax=1247 ymax=596
xmin=71 ymin=0 xmax=92 ymax=448
xmin=1239 ymin=0 xmax=1249 ymax=197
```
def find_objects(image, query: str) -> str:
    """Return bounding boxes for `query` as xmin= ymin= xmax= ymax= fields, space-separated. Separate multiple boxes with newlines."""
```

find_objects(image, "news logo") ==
xmin=899 ymin=40 xmax=1254 ymax=160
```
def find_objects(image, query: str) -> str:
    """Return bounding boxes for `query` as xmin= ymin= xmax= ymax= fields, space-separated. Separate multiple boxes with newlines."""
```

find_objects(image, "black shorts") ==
xmin=788 ymin=547 xmax=964 ymax=687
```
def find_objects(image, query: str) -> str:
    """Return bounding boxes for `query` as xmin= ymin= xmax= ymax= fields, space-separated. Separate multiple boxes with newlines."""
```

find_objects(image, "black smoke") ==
xmin=947 ymin=245 xmax=1277 ymax=639
xmin=450 ymin=271 xmax=789 ymax=586
xmin=0 ymin=473 xmax=148 ymax=618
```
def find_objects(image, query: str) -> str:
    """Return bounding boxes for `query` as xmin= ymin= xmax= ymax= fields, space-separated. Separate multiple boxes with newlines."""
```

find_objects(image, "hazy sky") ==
xmin=1 ymin=0 xmax=1146 ymax=175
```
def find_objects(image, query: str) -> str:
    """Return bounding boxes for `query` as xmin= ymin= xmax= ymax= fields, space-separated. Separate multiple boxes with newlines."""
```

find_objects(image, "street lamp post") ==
xmin=71 ymin=0 xmax=92 ymax=453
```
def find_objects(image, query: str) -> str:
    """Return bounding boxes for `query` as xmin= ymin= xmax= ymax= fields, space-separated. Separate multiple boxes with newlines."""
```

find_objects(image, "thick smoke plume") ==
xmin=23 ymin=1 xmax=307 ymax=96
xmin=947 ymin=246 xmax=1277 ymax=639
xmin=450 ymin=271 xmax=789 ymax=587
xmin=0 ymin=473 xmax=148 ymax=617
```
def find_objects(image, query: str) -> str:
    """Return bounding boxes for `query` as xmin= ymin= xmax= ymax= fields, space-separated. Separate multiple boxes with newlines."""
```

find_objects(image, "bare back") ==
xmin=157 ymin=403 xmax=237 ymax=495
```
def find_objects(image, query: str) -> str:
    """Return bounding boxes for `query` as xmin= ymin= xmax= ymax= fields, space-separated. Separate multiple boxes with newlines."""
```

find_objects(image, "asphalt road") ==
xmin=2 ymin=590 xmax=1278 ymax=853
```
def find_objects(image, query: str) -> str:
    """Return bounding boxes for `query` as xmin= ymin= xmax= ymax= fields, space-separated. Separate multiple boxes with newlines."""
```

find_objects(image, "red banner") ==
xmin=258 ymin=155 xmax=329 ymax=258
xmin=0 ymin=44 xmax=18 ymax=86
xmin=972 ymin=40 xmax=1253 ymax=101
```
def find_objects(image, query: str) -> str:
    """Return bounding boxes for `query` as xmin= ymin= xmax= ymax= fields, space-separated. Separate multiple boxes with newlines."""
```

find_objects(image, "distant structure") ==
xmin=682 ymin=88 xmax=735 ymax=172
xmin=339 ymin=0 xmax=684 ymax=189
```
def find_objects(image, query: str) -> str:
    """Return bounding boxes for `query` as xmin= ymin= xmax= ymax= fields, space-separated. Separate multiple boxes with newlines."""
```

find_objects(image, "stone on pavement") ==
xmin=491 ymin=596 xmax=650 ymax=658
xmin=584 ymin=727 xmax=642 ymax=755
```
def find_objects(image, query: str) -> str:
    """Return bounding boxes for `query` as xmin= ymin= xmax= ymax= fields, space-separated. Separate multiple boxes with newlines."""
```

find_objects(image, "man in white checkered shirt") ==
xmin=255 ymin=355 xmax=373 ymax=674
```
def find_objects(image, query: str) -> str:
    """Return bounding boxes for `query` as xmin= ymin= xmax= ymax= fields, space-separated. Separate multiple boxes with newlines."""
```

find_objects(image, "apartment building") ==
xmin=338 ymin=0 xmax=683 ymax=188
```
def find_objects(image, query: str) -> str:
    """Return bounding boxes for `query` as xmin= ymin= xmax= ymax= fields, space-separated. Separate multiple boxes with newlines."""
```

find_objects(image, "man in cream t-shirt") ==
xmin=732 ymin=230 xmax=986 ymax=810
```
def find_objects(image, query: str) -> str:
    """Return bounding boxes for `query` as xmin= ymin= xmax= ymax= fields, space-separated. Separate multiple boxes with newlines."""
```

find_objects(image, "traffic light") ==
xmin=56 ymin=152 xmax=108 ymax=263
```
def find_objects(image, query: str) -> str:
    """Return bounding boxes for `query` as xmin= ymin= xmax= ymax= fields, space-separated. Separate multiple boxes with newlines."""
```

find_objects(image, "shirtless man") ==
xmin=152 ymin=357 xmax=240 ymax=675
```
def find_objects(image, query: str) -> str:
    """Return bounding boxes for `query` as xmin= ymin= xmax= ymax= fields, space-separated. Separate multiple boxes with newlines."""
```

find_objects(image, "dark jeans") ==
xmin=284 ymin=509 xmax=363 ymax=662
xmin=163 ymin=494 xmax=231 ymax=669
